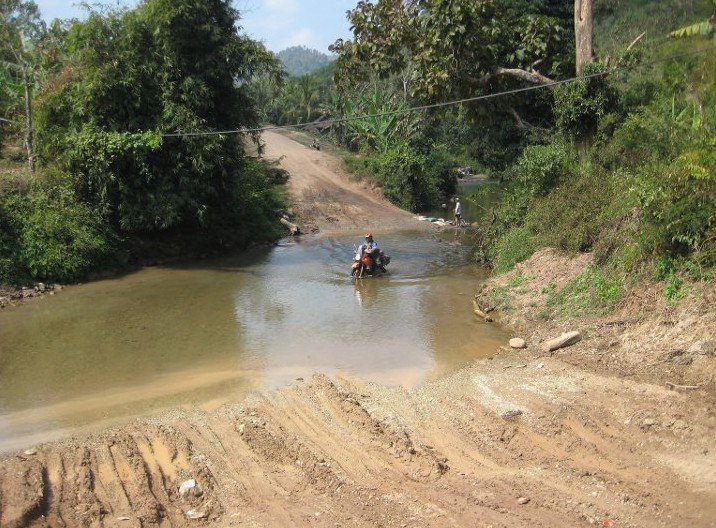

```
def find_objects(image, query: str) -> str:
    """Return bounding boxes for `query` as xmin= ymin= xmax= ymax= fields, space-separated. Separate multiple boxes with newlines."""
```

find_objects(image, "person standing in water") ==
xmin=454 ymin=198 xmax=462 ymax=227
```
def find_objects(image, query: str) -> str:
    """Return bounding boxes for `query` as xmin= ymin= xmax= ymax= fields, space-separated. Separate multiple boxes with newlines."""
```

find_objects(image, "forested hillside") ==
xmin=277 ymin=45 xmax=332 ymax=76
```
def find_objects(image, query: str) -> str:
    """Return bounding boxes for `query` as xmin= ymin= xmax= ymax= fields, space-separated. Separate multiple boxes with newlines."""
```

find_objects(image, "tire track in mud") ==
xmin=1 ymin=362 xmax=715 ymax=527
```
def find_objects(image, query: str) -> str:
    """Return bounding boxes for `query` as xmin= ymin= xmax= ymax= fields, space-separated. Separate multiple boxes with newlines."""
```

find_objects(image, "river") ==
xmin=0 ymin=225 xmax=507 ymax=453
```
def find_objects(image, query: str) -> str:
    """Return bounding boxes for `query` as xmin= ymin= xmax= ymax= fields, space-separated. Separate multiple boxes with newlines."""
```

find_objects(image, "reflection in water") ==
xmin=0 ymin=230 xmax=508 ymax=451
xmin=354 ymin=280 xmax=380 ymax=308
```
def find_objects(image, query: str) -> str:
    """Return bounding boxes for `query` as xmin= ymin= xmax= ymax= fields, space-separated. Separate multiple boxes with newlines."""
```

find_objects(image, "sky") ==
xmin=33 ymin=0 xmax=357 ymax=53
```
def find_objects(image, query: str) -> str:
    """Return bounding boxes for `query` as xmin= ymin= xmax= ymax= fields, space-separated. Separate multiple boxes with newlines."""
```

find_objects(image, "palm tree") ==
xmin=295 ymin=74 xmax=321 ymax=123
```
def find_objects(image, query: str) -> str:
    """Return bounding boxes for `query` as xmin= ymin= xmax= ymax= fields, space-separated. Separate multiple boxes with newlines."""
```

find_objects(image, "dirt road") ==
xmin=1 ymin=137 xmax=714 ymax=527
xmin=2 ymin=357 xmax=713 ymax=527
xmin=262 ymin=131 xmax=423 ymax=233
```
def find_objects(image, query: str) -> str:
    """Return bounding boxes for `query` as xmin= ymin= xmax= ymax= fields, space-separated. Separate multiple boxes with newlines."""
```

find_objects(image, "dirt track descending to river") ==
xmin=262 ymin=131 xmax=424 ymax=233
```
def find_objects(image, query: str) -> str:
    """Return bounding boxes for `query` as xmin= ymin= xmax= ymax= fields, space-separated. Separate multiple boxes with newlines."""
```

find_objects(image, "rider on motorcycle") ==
xmin=358 ymin=234 xmax=384 ymax=273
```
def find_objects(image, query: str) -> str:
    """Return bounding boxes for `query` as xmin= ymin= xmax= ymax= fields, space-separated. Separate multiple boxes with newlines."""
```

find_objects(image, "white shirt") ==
xmin=359 ymin=240 xmax=379 ymax=255
xmin=455 ymin=201 xmax=462 ymax=215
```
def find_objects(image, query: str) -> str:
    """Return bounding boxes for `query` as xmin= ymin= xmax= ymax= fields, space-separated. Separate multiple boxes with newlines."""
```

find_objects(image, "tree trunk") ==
xmin=575 ymin=0 xmax=594 ymax=76
xmin=18 ymin=35 xmax=35 ymax=173
xmin=22 ymin=64 xmax=34 ymax=173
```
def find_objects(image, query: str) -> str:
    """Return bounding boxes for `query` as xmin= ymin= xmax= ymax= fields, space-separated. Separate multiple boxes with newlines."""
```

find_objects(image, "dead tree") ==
xmin=575 ymin=0 xmax=594 ymax=76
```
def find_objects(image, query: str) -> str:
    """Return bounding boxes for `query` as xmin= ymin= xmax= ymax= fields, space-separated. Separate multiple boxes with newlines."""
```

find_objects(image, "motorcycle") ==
xmin=351 ymin=246 xmax=391 ymax=278
xmin=310 ymin=139 xmax=321 ymax=151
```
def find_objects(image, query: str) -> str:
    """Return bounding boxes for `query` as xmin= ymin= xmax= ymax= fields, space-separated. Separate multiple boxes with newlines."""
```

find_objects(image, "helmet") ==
xmin=365 ymin=233 xmax=373 ymax=239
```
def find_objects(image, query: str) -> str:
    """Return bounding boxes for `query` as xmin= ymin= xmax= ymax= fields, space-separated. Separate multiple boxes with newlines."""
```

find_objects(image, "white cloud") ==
xmin=284 ymin=27 xmax=318 ymax=49
xmin=244 ymin=0 xmax=300 ymax=32
xmin=264 ymin=0 xmax=299 ymax=13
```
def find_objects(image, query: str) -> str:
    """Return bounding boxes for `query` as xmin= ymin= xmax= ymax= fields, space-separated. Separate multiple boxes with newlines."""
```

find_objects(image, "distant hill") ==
xmin=277 ymin=46 xmax=333 ymax=77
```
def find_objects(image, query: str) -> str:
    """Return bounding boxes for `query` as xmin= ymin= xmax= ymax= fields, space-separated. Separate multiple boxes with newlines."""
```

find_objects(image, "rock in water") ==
xmin=543 ymin=331 xmax=581 ymax=352
xmin=509 ymin=338 xmax=526 ymax=349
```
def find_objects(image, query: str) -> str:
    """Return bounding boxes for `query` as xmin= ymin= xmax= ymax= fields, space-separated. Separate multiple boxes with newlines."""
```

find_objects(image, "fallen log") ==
xmin=543 ymin=331 xmax=581 ymax=352
xmin=280 ymin=217 xmax=301 ymax=236
xmin=472 ymin=300 xmax=493 ymax=322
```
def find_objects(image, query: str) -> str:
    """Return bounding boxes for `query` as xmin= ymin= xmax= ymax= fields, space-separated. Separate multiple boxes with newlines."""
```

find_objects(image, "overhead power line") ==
xmin=159 ymin=45 xmax=713 ymax=138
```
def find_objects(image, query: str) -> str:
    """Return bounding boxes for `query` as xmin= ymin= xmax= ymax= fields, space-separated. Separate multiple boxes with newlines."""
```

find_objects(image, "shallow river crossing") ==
xmin=0 ymin=229 xmax=508 ymax=452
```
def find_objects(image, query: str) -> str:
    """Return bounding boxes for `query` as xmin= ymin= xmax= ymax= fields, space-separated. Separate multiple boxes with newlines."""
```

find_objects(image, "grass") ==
xmin=488 ymin=286 xmax=511 ymax=310
xmin=595 ymin=0 xmax=713 ymax=55
xmin=547 ymin=267 xmax=622 ymax=318
xmin=507 ymin=271 xmax=526 ymax=288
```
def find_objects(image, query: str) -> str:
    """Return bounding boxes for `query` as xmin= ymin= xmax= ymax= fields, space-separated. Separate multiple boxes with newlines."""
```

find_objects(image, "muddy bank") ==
xmin=2 ymin=359 xmax=714 ymax=527
xmin=0 ymin=283 xmax=63 ymax=310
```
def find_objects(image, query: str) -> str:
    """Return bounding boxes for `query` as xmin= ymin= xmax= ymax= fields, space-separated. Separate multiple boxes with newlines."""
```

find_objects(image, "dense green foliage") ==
xmin=277 ymin=46 xmax=332 ymax=76
xmin=2 ymin=176 xmax=118 ymax=281
xmin=331 ymin=0 xmax=574 ymax=98
xmin=250 ymin=64 xmax=333 ymax=125
xmin=481 ymin=40 xmax=716 ymax=295
xmin=1 ymin=0 xmax=286 ymax=284
xmin=345 ymin=145 xmax=456 ymax=212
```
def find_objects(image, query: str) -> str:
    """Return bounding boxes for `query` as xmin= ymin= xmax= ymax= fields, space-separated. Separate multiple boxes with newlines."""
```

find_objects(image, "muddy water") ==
xmin=0 ymin=230 xmax=507 ymax=451
xmin=425 ymin=179 xmax=504 ymax=225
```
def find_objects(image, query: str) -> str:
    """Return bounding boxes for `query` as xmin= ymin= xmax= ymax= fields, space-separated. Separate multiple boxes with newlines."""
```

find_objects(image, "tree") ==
xmin=330 ymin=0 xmax=574 ymax=100
xmin=574 ymin=0 xmax=593 ymax=76
xmin=35 ymin=0 xmax=281 ymax=241
xmin=0 ymin=0 xmax=46 ymax=171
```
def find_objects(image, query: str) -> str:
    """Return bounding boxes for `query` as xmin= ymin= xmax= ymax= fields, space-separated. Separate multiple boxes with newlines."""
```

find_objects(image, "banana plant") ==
xmin=669 ymin=0 xmax=715 ymax=38
xmin=340 ymin=85 xmax=421 ymax=153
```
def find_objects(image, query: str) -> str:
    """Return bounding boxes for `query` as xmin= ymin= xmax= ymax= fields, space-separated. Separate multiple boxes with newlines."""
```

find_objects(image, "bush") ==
xmin=523 ymin=168 xmax=614 ymax=253
xmin=365 ymin=146 xmax=455 ymax=212
xmin=5 ymin=177 xmax=120 ymax=282
xmin=211 ymin=157 xmax=285 ymax=248
xmin=0 ymin=196 xmax=20 ymax=283
xmin=510 ymin=141 xmax=575 ymax=196
xmin=634 ymin=146 xmax=715 ymax=263
xmin=424 ymin=147 xmax=458 ymax=200
xmin=492 ymin=226 xmax=539 ymax=274
xmin=553 ymin=62 xmax=618 ymax=141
